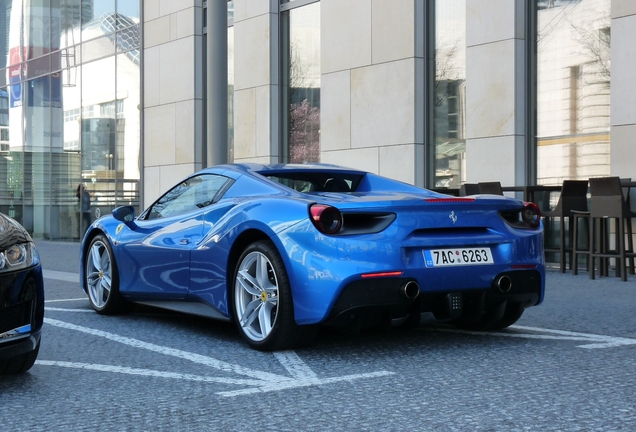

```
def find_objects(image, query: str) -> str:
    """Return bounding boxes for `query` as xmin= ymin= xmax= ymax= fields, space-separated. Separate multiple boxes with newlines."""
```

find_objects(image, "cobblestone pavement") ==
xmin=1 ymin=241 xmax=635 ymax=431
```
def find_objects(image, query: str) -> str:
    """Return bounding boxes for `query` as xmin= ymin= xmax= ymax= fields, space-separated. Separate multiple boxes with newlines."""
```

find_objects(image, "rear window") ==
xmin=265 ymin=172 xmax=364 ymax=193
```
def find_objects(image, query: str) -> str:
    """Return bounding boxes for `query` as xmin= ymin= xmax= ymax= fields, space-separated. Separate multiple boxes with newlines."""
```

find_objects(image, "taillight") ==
xmin=309 ymin=204 xmax=343 ymax=234
xmin=522 ymin=202 xmax=541 ymax=228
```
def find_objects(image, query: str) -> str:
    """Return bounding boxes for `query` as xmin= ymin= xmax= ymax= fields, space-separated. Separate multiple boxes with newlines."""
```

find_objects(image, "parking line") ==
xmin=427 ymin=325 xmax=636 ymax=349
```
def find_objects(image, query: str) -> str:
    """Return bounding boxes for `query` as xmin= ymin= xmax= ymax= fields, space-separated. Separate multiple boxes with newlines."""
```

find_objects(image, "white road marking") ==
xmin=512 ymin=325 xmax=636 ymax=349
xmin=274 ymin=351 xmax=321 ymax=384
xmin=46 ymin=307 xmax=93 ymax=313
xmin=44 ymin=317 xmax=286 ymax=384
xmin=45 ymin=298 xmax=87 ymax=303
xmin=217 ymin=371 xmax=395 ymax=397
xmin=42 ymin=317 xmax=394 ymax=397
xmin=43 ymin=270 xmax=79 ymax=282
xmin=35 ymin=361 xmax=260 ymax=386
xmin=428 ymin=325 xmax=636 ymax=349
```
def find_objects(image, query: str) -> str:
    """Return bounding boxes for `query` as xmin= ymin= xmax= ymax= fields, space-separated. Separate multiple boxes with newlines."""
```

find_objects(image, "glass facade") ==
xmin=536 ymin=0 xmax=611 ymax=185
xmin=281 ymin=1 xmax=320 ymax=164
xmin=0 ymin=0 xmax=140 ymax=239
xmin=431 ymin=0 xmax=467 ymax=189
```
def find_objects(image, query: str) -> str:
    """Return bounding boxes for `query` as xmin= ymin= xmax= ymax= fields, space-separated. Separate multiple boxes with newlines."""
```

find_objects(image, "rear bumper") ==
xmin=323 ymin=270 xmax=543 ymax=328
xmin=277 ymin=219 xmax=544 ymax=325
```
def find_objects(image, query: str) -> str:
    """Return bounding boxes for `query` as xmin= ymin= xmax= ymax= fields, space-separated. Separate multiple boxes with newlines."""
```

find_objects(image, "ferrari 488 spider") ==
xmin=80 ymin=163 xmax=545 ymax=350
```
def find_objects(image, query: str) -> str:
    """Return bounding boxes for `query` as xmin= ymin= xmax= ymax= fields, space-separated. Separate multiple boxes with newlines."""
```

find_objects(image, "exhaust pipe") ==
xmin=496 ymin=275 xmax=512 ymax=293
xmin=401 ymin=281 xmax=420 ymax=300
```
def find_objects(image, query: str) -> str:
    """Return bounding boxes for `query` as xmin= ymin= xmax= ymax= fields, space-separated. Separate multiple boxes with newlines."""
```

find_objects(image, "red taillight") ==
xmin=522 ymin=202 xmax=541 ymax=228
xmin=309 ymin=204 xmax=343 ymax=234
xmin=361 ymin=271 xmax=404 ymax=278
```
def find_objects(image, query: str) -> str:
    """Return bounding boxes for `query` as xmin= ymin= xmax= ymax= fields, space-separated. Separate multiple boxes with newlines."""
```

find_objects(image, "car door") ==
xmin=115 ymin=174 xmax=231 ymax=299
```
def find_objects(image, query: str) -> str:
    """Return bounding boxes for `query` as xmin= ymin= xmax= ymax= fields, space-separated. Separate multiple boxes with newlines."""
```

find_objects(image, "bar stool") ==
xmin=582 ymin=177 xmax=634 ymax=281
xmin=478 ymin=182 xmax=503 ymax=195
xmin=620 ymin=178 xmax=635 ymax=274
xmin=459 ymin=183 xmax=480 ymax=196
xmin=542 ymin=180 xmax=589 ymax=273
xmin=572 ymin=208 xmax=591 ymax=276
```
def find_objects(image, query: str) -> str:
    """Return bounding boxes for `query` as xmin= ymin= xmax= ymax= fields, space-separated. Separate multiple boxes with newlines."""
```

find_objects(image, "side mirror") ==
xmin=112 ymin=206 xmax=137 ymax=229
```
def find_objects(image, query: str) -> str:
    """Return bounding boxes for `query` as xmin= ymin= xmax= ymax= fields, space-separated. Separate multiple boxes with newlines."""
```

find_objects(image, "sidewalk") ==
xmin=34 ymin=240 xmax=636 ymax=339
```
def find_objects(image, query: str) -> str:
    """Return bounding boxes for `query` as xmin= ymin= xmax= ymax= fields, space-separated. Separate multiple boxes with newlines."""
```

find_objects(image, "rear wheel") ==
xmin=85 ymin=235 xmax=129 ymax=314
xmin=232 ymin=240 xmax=316 ymax=351
xmin=489 ymin=303 xmax=524 ymax=330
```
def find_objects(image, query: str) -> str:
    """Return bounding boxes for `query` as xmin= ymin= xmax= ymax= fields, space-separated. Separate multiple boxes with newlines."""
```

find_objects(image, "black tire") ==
xmin=0 ymin=341 xmax=40 ymax=375
xmin=489 ymin=303 xmax=524 ymax=330
xmin=85 ymin=234 xmax=130 ymax=315
xmin=232 ymin=240 xmax=317 ymax=351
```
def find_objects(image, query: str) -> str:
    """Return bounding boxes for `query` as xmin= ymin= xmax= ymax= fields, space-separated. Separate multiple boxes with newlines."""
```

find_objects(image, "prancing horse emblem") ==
xmin=449 ymin=211 xmax=457 ymax=224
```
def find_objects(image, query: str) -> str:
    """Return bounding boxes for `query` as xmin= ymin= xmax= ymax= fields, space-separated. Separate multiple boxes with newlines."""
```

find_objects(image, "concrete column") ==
xmin=610 ymin=0 xmax=636 ymax=178
xmin=206 ymin=0 xmax=228 ymax=166
xmin=465 ymin=0 xmax=528 ymax=186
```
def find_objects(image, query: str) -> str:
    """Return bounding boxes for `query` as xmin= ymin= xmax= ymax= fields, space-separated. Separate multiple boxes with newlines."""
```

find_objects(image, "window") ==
xmin=145 ymin=175 xmax=231 ymax=220
xmin=281 ymin=1 xmax=321 ymax=163
xmin=430 ymin=0 xmax=467 ymax=189
xmin=536 ymin=0 xmax=610 ymax=185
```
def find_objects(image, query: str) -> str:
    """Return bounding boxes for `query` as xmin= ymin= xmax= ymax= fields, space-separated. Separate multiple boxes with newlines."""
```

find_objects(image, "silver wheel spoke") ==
xmin=256 ymin=254 xmax=269 ymax=287
xmin=240 ymin=299 xmax=262 ymax=328
xmin=258 ymin=299 xmax=276 ymax=337
xmin=90 ymin=245 xmax=102 ymax=271
xmin=237 ymin=270 xmax=261 ymax=296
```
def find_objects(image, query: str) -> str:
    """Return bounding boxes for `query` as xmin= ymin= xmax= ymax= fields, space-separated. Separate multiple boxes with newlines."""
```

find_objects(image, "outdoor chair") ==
xmin=542 ymin=180 xmax=589 ymax=273
xmin=478 ymin=181 xmax=503 ymax=195
xmin=459 ymin=183 xmax=480 ymax=196
xmin=573 ymin=177 xmax=634 ymax=281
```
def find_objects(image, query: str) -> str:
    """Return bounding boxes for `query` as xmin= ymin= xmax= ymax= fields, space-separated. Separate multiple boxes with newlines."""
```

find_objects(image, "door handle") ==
xmin=179 ymin=238 xmax=189 ymax=245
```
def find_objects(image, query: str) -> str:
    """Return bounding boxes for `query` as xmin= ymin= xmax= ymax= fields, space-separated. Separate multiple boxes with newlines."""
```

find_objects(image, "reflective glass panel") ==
xmin=282 ymin=2 xmax=320 ymax=163
xmin=82 ymin=35 xmax=116 ymax=63
xmin=433 ymin=0 xmax=466 ymax=189
xmin=115 ymin=52 xmax=140 ymax=208
xmin=82 ymin=0 xmax=115 ymax=44
xmin=81 ymin=54 xmax=115 ymax=233
xmin=228 ymin=23 xmax=234 ymax=161
xmin=116 ymin=0 xmax=139 ymax=21
xmin=536 ymin=0 xmax=611 ymax=184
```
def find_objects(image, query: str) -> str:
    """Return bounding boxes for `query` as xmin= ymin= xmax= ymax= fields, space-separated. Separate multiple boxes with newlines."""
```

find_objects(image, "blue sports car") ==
xmin=80 ymin=163 xmax=545 ymax=351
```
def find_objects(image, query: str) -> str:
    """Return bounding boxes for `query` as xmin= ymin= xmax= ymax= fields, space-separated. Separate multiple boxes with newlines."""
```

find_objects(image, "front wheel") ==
xmin=232 ymin=240 xmax=316 ymax=351
xmin=85 ymin=234 xmax=130 ymax=314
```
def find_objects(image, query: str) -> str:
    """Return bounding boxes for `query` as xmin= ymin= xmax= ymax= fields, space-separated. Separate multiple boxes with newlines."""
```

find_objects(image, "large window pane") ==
xmin=82 ymin=0 xmax=115 ymax=35
xmin=81 ymin=55 xmax=115 ymax=234
xmin=536 ymin=0 xmax=611 ymax=185
xmin=432 ymin=0 xmax=466 ymax=189
xmin=115 ymin=51 xmax=140 ymax=208
xmin=0 ymin=0 xmax=140 ymax=239
xmin=228 ymin=23 xmax=234 ymax=161
xmin=281 ymin=2 xmax=320 ymax=164
xmin=116 ymin=0 xmax=139 ymax=22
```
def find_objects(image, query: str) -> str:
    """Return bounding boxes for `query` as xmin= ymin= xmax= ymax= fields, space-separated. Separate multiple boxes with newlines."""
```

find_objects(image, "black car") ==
xmin=0 ymin=212 xmax=44 ymax=374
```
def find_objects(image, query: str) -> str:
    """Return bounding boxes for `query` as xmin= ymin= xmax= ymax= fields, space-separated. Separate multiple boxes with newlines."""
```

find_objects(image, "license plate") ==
xmin=423 ymin=247 xmax=494 ymax=267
